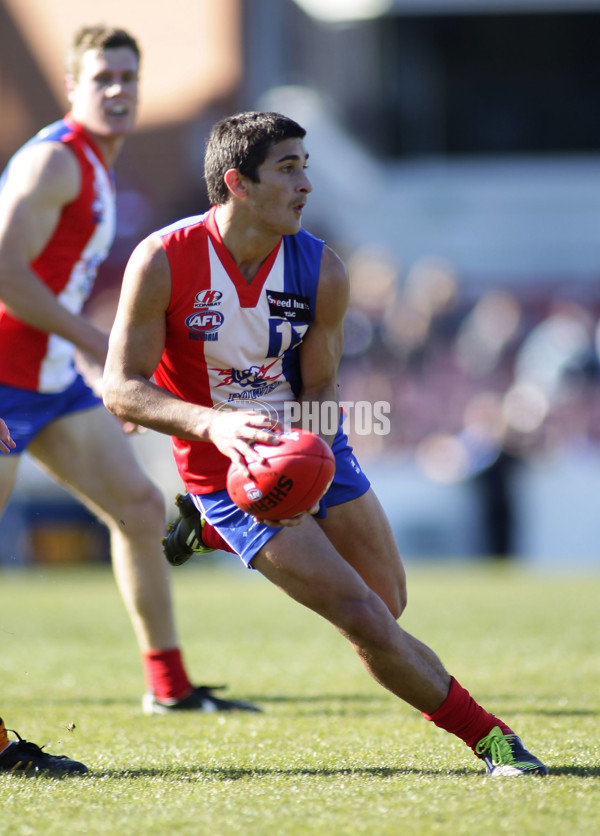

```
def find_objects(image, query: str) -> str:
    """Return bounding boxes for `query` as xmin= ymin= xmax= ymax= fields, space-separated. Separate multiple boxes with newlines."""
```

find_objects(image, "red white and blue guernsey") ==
xmin=153 ymin=207 xmax=324 ymax=494
xmin=0 ymin=114 xmax=116 ymax=393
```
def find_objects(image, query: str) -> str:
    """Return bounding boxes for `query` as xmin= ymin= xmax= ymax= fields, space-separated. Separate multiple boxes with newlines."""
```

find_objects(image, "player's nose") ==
xmin=299 ymin=171 xmax=312 ymax=193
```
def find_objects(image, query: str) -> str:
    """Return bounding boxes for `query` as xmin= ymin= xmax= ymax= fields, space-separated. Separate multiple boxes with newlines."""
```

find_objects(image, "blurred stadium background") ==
xmin=2 ymin=0 xmax=600 ymax=567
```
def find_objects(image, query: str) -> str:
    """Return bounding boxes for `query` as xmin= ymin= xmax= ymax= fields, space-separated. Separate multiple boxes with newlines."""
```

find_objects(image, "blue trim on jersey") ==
xmin=281 ymin=229 xmax=323 ymax=302
xmin=33 ymin=118 xmax=73 ymax=144
xmin=279 ymin=229 xmax=323 ymax=397
xmin=191 ymin=423 xmax=370 ymax=567
xmin=0 ymin=376 xmax=101 ymax=453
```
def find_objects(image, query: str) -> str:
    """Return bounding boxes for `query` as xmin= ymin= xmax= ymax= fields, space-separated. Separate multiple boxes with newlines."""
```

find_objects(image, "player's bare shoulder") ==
xmin=122 ymin=231 xmax=172 ymax=308
xmin=3 ymin=141 xmax=80 ymax=206
xmin=315 ymin=244 xmax=350 ymax=324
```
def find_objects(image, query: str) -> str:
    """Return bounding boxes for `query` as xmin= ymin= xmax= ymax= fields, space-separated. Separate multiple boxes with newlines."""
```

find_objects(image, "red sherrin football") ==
xmin=226 ymin=429 xmax=335 ymax=521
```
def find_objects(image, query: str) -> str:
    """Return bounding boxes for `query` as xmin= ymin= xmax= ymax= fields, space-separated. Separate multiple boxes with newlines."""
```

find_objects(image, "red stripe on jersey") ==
xmin=155 ymin=219 xmax=230 ymax=493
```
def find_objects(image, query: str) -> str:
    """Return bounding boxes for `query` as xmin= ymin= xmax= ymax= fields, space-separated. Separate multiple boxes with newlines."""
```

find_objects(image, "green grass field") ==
xmin=1 ymin=559 xmax=598 ymax=835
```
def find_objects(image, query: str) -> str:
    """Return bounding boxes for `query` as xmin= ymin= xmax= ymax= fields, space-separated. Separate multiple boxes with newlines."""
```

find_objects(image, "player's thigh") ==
xmin=317 ymin=488 xmax=407 ymax=618
xmin=28 ymin=406 xmax=161 ymax=525
xmin=252 ymin=518 xmax=377 ymax=623
xmin=0 ymin=454 xmax=21 ymax=509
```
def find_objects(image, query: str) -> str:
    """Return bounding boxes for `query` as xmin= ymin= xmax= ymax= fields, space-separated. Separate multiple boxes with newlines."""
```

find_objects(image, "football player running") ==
xmin=103 ymin=111 xmax=548 ymax=776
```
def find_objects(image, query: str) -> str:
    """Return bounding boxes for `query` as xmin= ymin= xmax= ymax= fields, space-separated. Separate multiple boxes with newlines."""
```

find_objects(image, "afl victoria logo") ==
xmin=185 ymin=310 xmax=224 ymax=333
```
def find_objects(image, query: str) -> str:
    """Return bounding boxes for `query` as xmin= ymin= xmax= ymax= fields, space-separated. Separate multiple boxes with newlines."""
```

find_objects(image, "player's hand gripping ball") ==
xmin=226 ymin=429 xmax=335 ymax=521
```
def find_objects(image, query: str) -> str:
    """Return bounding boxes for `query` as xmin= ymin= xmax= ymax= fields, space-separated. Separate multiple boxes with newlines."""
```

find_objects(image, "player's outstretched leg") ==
xmin=253 ymin=521 xmax=547 ymax=777
xmin=0 ymin=717 xmax=88 ymax=775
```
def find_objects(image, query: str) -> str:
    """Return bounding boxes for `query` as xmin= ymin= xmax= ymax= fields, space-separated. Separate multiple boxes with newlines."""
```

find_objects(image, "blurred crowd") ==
xmin=85 ymin=187 xmax=600 ymax=559
xmin=339 ymin=245 xmax=600 ymax=493
xmin=94 ymin=192 xmax=600 ymax=483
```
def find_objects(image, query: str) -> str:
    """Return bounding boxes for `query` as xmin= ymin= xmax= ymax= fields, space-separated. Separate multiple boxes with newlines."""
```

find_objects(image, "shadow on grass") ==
xmin=95 ymin=764 xmax=481 ymax=781
xmin=549 ymin=766 xmax=600 ymax=777
xmin=465 ymin=693 xmax=600 ymax=719
xmin=92 ymin=763 xmax=600 ymax=781
xmin=30 ymin=692 xmax=396 ymax=715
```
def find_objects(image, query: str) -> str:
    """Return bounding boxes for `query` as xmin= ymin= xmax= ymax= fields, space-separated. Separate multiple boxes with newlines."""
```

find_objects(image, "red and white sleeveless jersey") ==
xmin=153 ymin=207 xmax=324 ymax=494
xmin=0 ymin=115 xmax=116 ymax=392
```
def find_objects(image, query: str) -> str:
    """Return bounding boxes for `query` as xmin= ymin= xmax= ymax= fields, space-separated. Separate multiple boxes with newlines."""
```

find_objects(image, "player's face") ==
xmin=247 ymin=138 xmax=312 ymax=236
xmin=68 ymin=47 xmax=139 ymax=140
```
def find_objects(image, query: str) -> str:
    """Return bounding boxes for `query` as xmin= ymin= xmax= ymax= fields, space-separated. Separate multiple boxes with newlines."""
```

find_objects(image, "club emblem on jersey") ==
xmin=211 ymin=359 xmax=282 ymax=401
xmin=212 ymin=359 xmax=280 ymax=389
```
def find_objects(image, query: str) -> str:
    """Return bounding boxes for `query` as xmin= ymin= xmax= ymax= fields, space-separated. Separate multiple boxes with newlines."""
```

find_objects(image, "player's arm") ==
xmin=0 ymin=143 xmax=108 ymax=364
xmin=103 ymin=237 xmax=276 ymax=467
xmin=297 ymin=244 xmax=349 ymax=446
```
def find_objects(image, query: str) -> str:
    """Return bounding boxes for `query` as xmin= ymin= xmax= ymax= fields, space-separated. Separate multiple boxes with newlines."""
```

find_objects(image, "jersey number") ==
xmin=267 ymin=318 xmax=309 ymax=357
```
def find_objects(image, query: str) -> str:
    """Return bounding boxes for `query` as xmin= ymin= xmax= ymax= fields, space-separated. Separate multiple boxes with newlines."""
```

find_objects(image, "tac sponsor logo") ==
xmin=185 ymin=309 xmax=224 ymax=333
xmin=266 ymin=290 xmax=311 ymax=322
xmin=194 ymin=289 xmax=223 ymax=307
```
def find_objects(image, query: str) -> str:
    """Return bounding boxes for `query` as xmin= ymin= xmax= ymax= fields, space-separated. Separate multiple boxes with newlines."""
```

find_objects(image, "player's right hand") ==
xmin=207 ymin=409 xmax=280 ymax=478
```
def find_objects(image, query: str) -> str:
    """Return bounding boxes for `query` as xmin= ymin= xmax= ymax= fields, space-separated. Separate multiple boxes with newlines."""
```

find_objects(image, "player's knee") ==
xmin=109 ymin=479 xmax=165 ymax=534
xmin=385 ymin=591 xmax=406 ymax=621
xmin=377 ymin=571 xmax=407 ymax=620
xmin=338 ymin=593 xmax=397 ymax=648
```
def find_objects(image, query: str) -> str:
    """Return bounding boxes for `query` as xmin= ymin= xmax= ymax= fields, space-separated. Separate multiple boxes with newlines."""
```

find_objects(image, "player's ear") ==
xmin=224 ymin=169 xmax=247 ymax=199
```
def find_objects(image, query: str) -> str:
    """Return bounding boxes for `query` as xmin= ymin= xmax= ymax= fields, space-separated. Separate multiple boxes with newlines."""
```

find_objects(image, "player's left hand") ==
xmin=0 ymin=418 xmax=16 ymax=453
xmin=120 ymin=420 xmax=148 ymax=435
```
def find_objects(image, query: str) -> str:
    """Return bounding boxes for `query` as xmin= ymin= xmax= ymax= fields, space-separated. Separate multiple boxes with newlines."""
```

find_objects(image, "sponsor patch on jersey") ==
xmin=194 ymin=289 xmax=223 ymax=307
xmin=266 ymin=290 xmax=311 ymax=322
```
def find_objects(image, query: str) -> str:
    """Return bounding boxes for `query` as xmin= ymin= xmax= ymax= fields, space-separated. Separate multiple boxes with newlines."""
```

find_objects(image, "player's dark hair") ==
xmin=66 ymin=25 xmax=141 ymax=80
xmin=204 ymin=111 xmax=306 ymax=205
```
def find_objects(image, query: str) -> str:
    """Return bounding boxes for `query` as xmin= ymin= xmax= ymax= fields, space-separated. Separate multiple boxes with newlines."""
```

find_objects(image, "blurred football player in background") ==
xmin=0 ymin=25 xmax=256 ymax=714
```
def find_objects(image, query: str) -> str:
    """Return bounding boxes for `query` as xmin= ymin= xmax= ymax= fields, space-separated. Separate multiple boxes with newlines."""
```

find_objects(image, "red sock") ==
xmin=423 ymin=677 xmax=513 ymax=751
xmin=142 ymin=647 xmax=193 ymax=701
xmin=202 ymin=522 xmax=234 ymax=553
